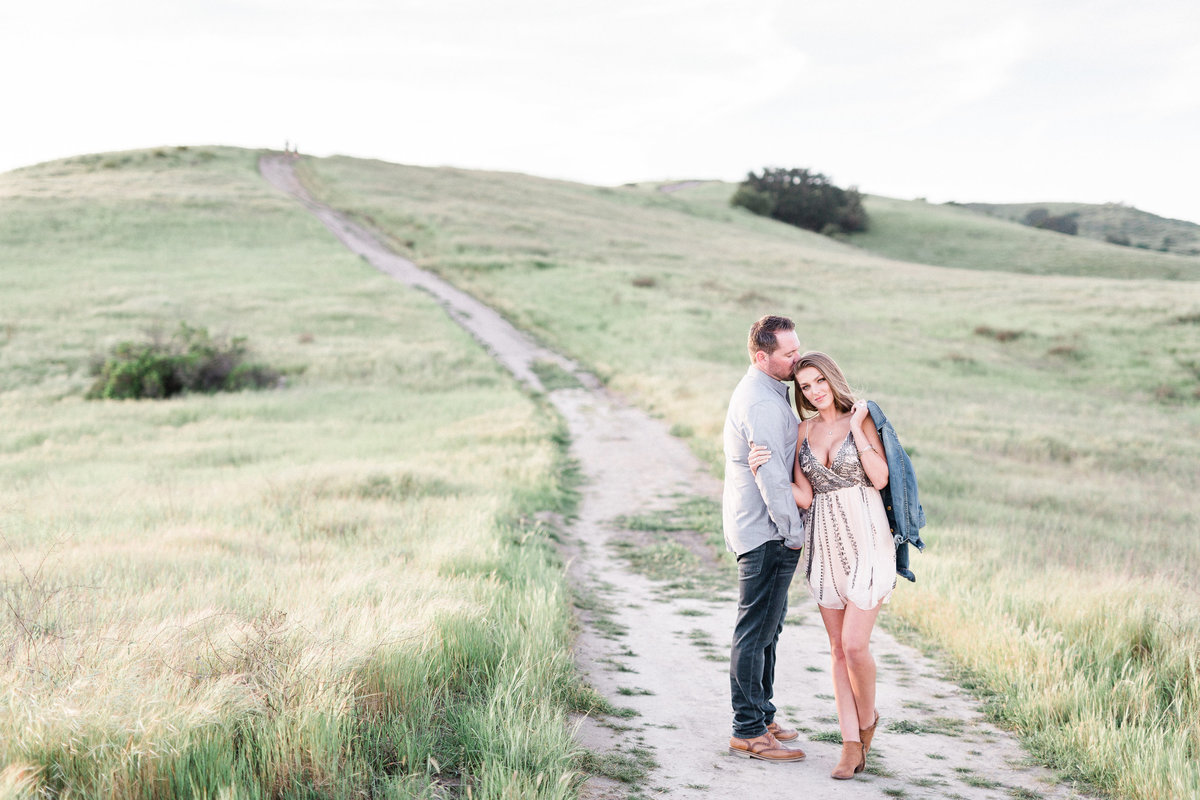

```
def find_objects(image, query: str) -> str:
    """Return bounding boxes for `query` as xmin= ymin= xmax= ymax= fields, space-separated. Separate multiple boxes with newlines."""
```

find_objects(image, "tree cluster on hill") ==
xmin=731 ymin=167 xmax=869 ymax=235
xmin=1023 ymin=208 xmax=1079 ymax=235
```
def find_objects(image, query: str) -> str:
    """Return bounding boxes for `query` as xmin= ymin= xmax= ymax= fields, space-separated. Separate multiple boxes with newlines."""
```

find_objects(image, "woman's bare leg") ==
xmin=818 ymin=605 xmax=860 ymax=742
xmin=841 ymin=602 xmax=882 ymax=728
xmin=819 ymin=603 xmax=882 ymax=739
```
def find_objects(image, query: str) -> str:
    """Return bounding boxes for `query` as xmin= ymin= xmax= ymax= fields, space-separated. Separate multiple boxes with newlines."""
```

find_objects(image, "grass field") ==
xmin=0 ymin=149 xmax=592 ymax=797
xmin=300 ymin=155 xmax=1200 ymax=800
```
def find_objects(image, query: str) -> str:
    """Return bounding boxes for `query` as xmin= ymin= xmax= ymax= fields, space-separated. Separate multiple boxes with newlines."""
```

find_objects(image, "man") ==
xmin=723 ymin=314 xmax=806 ymax=762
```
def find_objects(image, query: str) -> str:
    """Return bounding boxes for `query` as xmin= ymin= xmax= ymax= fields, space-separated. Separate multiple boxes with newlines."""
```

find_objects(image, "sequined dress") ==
xmin=799 ymin=430 xmax=896 ymax=610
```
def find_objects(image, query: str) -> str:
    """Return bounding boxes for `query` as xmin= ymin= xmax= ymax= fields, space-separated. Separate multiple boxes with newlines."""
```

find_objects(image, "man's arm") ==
xmin=746 ymin=401 xmax=803 ymax=548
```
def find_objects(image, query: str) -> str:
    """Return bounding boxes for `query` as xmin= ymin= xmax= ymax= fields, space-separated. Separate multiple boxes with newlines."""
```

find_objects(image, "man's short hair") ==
xmin=747 ymin=315 xmax=796 ymax=360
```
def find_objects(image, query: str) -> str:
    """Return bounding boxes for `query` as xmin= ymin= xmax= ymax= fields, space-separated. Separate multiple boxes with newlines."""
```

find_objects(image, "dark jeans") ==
xmin=730 ymin=539 xmax=800 ymax=739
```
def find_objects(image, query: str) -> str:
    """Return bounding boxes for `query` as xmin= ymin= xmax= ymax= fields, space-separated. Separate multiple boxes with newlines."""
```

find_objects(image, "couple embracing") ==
xmin=723 ymin=314 xmax=923 ymax=780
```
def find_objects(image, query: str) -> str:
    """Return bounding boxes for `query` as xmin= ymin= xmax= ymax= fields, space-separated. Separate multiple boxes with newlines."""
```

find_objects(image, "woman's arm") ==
xmin=850 ymin=403 xmax=889 ymax=490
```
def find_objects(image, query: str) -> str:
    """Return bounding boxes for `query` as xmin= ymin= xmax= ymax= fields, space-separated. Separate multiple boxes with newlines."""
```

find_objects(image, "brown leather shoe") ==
xmin=766 ymin=721 xmax=799 ymax=742
xmin=830 ymin=740 xmax=864 ymax=779
xmin=728 ymin=732 xmax=806 ymax=762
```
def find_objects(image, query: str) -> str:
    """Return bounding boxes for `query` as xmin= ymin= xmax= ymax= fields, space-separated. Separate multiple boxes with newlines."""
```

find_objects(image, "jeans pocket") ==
xmin=737 ymin=545 xmax=765 ymax=581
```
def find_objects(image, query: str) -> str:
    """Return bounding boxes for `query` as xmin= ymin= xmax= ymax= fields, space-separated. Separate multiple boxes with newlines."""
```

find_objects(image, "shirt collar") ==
xmin=747 ymin=364 xmax=791 ymax=400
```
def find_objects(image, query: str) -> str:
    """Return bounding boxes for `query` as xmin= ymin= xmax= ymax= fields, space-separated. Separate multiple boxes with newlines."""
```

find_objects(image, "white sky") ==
xmin=3 ymin=0 xmax=1198 ymax=223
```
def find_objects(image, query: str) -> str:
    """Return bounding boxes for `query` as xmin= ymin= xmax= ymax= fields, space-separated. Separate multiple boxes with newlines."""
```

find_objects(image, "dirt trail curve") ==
xmin=260 ymin=155 xmax=1091 ymax=800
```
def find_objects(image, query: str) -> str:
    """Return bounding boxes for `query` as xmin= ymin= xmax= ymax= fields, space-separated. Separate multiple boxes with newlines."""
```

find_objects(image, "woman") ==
xmin=749 ymin=351 xmax=895 ymax=779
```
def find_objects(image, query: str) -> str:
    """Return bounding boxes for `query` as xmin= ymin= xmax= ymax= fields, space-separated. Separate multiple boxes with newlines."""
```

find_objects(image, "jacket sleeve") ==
xmin=870 ymin=400 xmax=923 ymax=580
xmin=745 ymin=400 xmax=804 ymax=548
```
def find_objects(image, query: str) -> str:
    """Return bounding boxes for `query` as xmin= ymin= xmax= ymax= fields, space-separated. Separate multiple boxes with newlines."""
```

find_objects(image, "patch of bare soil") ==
xmin=261 ymin=155 xmax=1095 ymax=800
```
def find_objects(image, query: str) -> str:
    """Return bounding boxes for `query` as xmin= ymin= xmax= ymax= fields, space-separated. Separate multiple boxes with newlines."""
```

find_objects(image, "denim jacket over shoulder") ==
xmin=866 ymin=400 xmax=926 ymax=582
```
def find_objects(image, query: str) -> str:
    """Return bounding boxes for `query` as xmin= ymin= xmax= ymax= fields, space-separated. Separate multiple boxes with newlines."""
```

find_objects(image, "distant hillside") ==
xmin=957 ymin=201 xmax=1200 ymax=257
xmin=647 ymin=184 xmax=1200 ymax=280
xmin=844 ymin=195 xmax=1200 ymax=280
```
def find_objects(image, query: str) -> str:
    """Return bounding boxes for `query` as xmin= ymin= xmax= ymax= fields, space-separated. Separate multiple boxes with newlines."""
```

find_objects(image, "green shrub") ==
xmin=730 ymin=166 xmax=868 ymax=234
xmin=729 ymin=184 xmax=774 ymax=217
xmin=1023 ymin=207 xmax=1079 ymax=235
xmin=86 ymin=323 xmax=281 ymax=400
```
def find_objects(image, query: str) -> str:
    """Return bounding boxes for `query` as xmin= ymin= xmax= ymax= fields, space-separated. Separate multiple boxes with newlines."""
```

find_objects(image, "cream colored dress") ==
xmin=799 ymin=430 xmax=897 ymax=610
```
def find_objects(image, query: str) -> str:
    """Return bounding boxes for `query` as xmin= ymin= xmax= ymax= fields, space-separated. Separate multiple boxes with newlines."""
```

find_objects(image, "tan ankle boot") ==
xmin=860 ymin=711 xmax=880 ymax=755
xmin=830 ymin=740 xmax=864 ymax=779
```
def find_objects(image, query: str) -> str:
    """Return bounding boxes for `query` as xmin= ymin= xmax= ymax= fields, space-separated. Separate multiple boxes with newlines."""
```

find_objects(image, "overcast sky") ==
xmin=3 ymin=0 xmax=1198 ymax=223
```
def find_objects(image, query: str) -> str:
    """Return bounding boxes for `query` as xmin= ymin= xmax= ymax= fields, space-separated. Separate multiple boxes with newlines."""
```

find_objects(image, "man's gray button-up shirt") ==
xmin=722 ymin=365 xmax=805 ymax=555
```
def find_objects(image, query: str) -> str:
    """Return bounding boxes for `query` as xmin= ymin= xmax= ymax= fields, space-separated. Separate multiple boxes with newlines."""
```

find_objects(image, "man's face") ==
xmin=756 ymin=330 xmax=801 ymax=381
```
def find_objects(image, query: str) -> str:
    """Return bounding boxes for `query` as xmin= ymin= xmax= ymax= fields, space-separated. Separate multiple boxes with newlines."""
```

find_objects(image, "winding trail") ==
xmin=260 ymin=155 xmax=1092 ymax=800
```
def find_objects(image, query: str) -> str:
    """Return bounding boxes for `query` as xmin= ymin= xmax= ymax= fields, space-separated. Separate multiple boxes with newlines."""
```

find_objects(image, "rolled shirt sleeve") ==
xmin=746 ymin=401 xmax=804 ymax=549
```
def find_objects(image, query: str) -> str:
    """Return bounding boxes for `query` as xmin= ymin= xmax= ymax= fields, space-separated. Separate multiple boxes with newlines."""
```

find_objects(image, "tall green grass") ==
xmin=0 ymin=148 xmax=592 ymax=797
xmin=301 ymin=156 xmax=1200 ymax=800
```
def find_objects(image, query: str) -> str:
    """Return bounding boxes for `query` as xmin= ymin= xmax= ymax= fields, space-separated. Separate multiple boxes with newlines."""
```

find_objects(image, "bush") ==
xmin=1022 ymin=208 xmax=1078 ymax=235
xmin=1039 ymin=214 xmax=1079 ymax=235
xmin=1023 ymin=208 xmax=1050 ymax=227
xmin=730 ymin=167 xmax=868 ymax=234
xmin=87 ymin=324 xmax=281 ymax=400
xmin=729 ymin=184 xmax=774 ymax=217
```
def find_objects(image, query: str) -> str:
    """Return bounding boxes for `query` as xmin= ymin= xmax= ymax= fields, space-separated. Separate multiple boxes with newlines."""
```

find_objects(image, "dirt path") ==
xmin=260 ymin=155 xmax=1092 ymax=800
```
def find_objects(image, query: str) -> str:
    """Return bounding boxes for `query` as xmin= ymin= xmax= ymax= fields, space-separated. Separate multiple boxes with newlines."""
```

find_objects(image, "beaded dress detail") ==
xmin=799 ymin=428 xmax=896 ymax=610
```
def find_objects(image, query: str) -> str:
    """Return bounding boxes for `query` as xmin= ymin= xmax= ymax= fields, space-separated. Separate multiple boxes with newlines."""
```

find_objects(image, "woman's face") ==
xmin=795 ymin=366 xmax=835 ymax=411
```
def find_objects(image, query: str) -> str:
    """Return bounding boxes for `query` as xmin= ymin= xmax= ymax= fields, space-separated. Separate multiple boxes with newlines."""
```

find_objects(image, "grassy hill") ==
xmin=959 ymin=200 xmax=1200 ymax=256
xmin=616 ymin=182 xmax=1200 ymax=280
xmin=300 ymin=156 xmax=1200 ymax=800
xmin=0 ymin=148 xmax=587 ymax=797
xmin=3 ymin=147 xmax=1199 ymax=799
xmin=853 ymin=195 xmax=1200 ymax=279
xmin=848 ymin=195 xmax=1200 ymax=279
